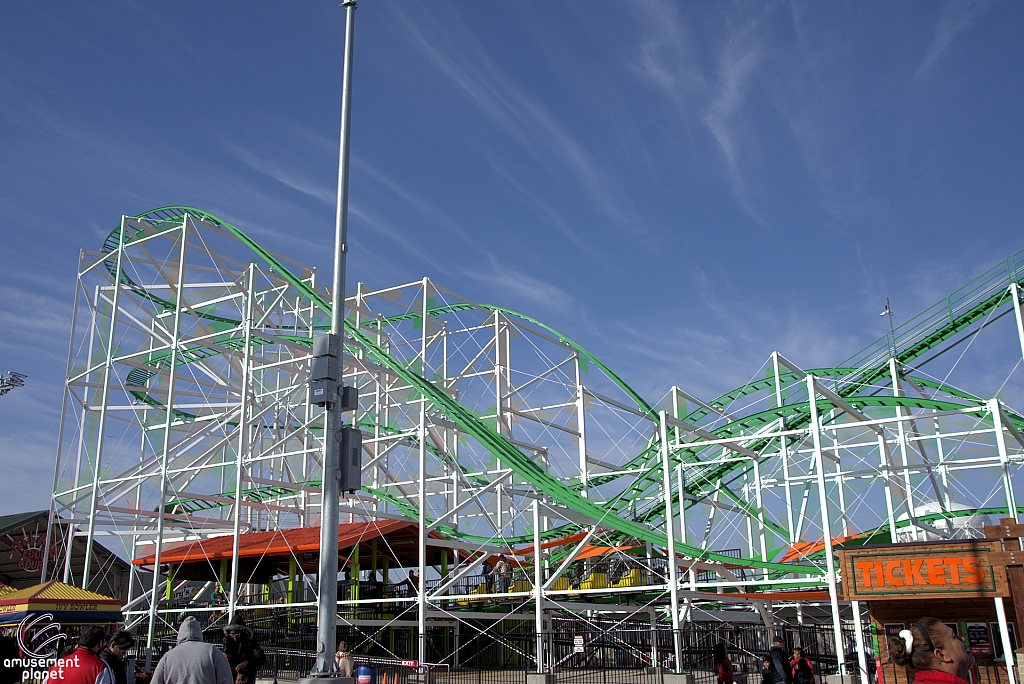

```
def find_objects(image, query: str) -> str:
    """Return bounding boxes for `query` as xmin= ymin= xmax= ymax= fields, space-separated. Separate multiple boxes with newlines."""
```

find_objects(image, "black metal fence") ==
xmin=548 ymin=624 xmax=663 ymax=684
xmin=128 ymin=614 xmax=867 ymax=684
xmin=679 ymin=620 xmax=871 ymax=683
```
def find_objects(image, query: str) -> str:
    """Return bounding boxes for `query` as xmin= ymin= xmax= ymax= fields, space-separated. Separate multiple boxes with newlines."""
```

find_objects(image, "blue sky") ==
xmin=1 ymin=1 xmax=1022 ymax=514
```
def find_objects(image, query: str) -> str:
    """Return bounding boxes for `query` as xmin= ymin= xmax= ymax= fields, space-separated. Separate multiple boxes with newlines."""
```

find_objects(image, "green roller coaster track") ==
xmin=103 ymin=207 xmax=1024 ymax=575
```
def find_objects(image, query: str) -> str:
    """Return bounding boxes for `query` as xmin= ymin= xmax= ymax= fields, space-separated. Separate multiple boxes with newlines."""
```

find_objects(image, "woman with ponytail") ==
xmin=887 ymin=618 xmax=975 ymax=684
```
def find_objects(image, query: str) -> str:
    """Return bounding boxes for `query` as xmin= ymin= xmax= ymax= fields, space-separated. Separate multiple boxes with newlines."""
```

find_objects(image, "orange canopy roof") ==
xmin=511 ymin=529 xmax=600 ymax=555
xmin=574 ymin=545 xmax=642 ymax=561
xmin=134 ymin=521 xmax=449 ymax=583
xmin=780 ymin=533 xmax=861 ymax=563
xmin=721 ymin=590 xmax=832 ymax=602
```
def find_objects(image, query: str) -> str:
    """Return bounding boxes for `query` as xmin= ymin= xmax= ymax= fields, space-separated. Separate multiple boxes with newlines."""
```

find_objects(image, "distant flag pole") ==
xmin=880 ymin=298 xmax=896 ymax=357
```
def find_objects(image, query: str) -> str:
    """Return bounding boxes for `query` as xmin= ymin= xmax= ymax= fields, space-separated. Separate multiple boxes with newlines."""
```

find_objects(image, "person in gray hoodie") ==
xmin=151 ymin=616 xmax=233 ymax=684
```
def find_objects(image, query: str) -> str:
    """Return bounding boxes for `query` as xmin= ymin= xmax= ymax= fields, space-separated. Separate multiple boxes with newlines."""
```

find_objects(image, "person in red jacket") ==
xmin=714 ymin=642 xmax=734 ymax=684
xmin=887 ymin=618 xmax=974 ymax=684
xmin=47 ymin=626 xmax=114 ymax=684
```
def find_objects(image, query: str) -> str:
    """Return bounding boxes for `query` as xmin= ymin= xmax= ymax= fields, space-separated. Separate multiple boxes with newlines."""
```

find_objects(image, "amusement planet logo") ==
xmin=4 ymin=613 xmax=72 ymax=681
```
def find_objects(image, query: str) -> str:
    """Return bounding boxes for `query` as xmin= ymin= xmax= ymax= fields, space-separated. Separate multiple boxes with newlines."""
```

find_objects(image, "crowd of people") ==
xmin=10 ymin=610 xmax=974 ymax=684
xmin=709 ymin=637 xmax=819 ymax=684
xmin=709 ymin=614 xmax=975 ymax=684
xmin=29 ymin=616 xmax=267 ymax=684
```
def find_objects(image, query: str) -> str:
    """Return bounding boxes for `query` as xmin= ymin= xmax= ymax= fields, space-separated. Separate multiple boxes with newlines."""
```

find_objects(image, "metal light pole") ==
xmin=305 ymin=0 xmax=356 ymax=679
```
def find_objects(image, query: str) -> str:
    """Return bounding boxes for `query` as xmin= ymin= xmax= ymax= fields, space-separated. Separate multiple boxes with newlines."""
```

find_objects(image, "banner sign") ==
xmin=839 ymin=541 xmax=1009 ymax=600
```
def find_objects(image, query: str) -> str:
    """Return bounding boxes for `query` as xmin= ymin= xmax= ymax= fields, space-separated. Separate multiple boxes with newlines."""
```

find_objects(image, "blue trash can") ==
xmin=356 ymin=665 xmax=375 ymax=684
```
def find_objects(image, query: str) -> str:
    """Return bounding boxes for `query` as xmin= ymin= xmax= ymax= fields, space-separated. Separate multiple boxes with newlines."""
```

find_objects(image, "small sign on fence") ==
xmin=573 ymin=635 xmax=584 ymax=653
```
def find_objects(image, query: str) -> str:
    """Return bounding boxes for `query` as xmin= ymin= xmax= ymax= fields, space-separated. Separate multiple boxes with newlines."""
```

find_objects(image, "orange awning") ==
xmin=574 ymin=545 xmax=642 ymax=561
xmin=133 ymin=521 xmax=449 ymax=583
xmin=510 ymin=529 xmax=604 ymax=555
xmin=781 ymin=533 xmax=861 ymax=563
xmin=721 ymin=590 xmax=833 ymax=602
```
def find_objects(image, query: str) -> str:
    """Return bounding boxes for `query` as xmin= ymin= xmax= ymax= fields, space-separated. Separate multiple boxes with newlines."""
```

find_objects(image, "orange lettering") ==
xmin=856 ymin=561 xmax=876 ymax=588
xmin=884 ymin=560 xmax=904 ymax=586
xmin=963 ymin=557 xmax=983 ymax=584
xmin=925 ymin=557 xmax=946 ymax=585
xmin=904 ymin=558 xmax=926 ymax=586
xmin=946 ymin=557 xmax=963 ymax=584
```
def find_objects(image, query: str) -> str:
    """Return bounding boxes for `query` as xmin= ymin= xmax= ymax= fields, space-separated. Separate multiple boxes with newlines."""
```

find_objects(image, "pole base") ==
xmin=825 ymin=676 xmax=858 ymax=684
xmin=526 ymin=674 xmax=555 ymax=684
xmin=663 ymin=675 xmax=694 ymax=684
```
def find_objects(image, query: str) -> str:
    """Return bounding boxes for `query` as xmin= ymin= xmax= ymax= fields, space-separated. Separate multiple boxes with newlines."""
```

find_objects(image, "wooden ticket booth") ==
xmin=839 ymin=538 xmax=1018 ymax=683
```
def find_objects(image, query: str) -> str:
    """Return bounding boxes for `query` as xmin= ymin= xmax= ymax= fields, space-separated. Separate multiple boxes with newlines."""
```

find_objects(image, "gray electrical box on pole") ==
xmin=310 ymin=334 xmax=341 ymax=406
xmin=310 ymin=335 xmax=359 ymax=410
xmin=339 ymin=426 xmax=362 ymax=493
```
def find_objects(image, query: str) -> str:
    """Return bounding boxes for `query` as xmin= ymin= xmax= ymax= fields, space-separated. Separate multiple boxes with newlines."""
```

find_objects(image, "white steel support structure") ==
xmin=806 ymin=375 xmax=846 ymax=675
xmin=660 ymin=411 xmax=683 ymax=673
xmin=45 ymin=213 xmax=1024 ymax=675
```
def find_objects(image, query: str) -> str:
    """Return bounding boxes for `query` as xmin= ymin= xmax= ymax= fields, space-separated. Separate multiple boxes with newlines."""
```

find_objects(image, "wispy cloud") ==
xmin=917 ymin=0 xmax=992 ymax=77
xmin=225 ymin=142 xmax=336 ymax=205
xmin=0 ymin=430 xmax=60 ymax=515
xmin=702 ymin=23 xmax=766 ymax=224
xmin=465 ymin=257 xmax=574 ymax=318
xmin=0 ymin=285 xmax=72 ymax=356
xmin=630 ymin=2 xmax=769 ymax=224
xmin=384 ymin=2 xmax=647 ymax=238
xmin=484 ymin=153 xmax=589 ymax=252
xmin=351 ymin=157 xmax=484 ymax=251
xmin=611 ymin=296 xmax=858 ymax=406
xmin=347 ymin=201 xmax=445 ymax=275
xmin=633 ymin=2 xmax=705 ymax=116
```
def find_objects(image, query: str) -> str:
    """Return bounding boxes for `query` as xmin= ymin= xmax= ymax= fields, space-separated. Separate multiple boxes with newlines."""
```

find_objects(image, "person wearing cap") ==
xmin=887 ymin=618 xmax=974 ymax=684
xmin=222 ymin=616 xmax=266 ymax=684
xmin=768 ymin=638 xmax=793 ymax=684
xmin=100 ymin=631 xmax=135 ymax=684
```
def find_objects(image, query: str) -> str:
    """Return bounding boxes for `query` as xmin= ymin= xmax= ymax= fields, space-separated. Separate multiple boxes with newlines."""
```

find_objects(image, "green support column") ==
xmin=219 ymin=559 xmax=228 ymax=593
xmin=287 ymin=555 xmax=298 ymax=630
xmin=352 ymin=544 xmax=360 ymax=607
xmin=288 ymin=556 xmax=297 ymax=603
xmin=165 ymin=566 xmax=173 ymax=601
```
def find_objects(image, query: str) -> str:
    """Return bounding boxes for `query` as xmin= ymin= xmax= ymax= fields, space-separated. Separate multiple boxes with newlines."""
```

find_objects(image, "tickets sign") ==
xmin=839 ymin=541 xmax=1009 ymax=601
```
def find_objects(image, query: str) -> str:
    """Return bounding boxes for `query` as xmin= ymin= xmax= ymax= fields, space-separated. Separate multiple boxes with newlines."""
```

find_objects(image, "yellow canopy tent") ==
xmin=0 ymin=581 xmax=122 ymax=627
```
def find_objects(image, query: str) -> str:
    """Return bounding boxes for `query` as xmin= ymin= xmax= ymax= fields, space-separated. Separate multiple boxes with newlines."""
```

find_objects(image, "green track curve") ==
xmin=107 ymin=207 xmax=1024 ymax=574
xmin=107 ymin=207 xmax=801 ymax=573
